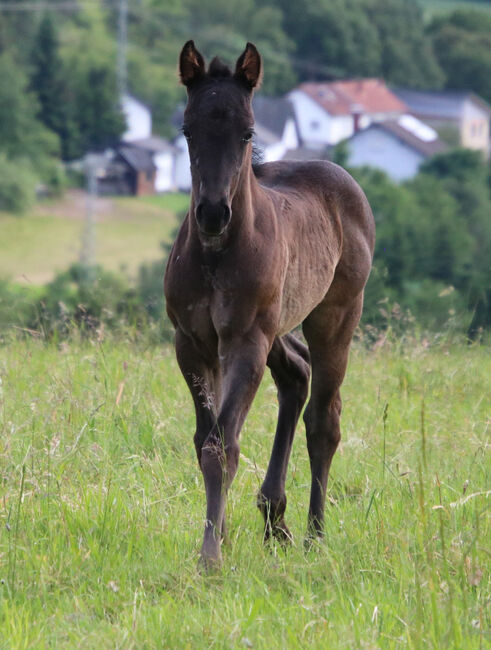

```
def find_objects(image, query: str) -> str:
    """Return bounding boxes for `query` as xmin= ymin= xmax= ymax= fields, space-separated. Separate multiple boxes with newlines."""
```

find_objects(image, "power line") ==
xmin=0 ymin=2 xmax=344 ymax=79
xmin=0 ymin=1 xmax=105 ymax=10
xmin=117 ymin=0 xmax=128 ymax=99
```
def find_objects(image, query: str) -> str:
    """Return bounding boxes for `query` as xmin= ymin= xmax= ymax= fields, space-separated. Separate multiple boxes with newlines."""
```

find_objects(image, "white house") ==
xmin=122 ymin=94 xmax=152 ymax=143
xmin=252 ymin=96 xmax=300 ymax=162
xmin=130 ymin=136 xmax=180 ymax=192
xmin=393 ymin=89 xmax=491 ymax=158
xmin=172 ymin=134 xmax=192 ymax=192
xmin=288 ymin=79 xmax=407 ymax=148
xmin=346 ymin=115 xmax=447 ymax=182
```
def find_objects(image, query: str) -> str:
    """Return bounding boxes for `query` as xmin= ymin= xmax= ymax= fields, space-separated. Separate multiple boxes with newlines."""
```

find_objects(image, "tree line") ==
xmin=1 ymin=0 xmax=491 ymax=171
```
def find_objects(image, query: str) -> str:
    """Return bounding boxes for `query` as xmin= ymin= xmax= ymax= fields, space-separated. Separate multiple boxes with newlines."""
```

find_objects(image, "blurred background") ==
xmin=0 ymin=0 xmax=490 ymax=342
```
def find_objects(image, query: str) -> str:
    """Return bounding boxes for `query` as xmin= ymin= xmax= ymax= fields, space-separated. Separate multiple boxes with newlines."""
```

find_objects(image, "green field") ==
xmin=0 ymin=338 xmax=489 ymax=648
xmin=418 ymin=0 xmax=491 ymax=19
xmin=0 ymin=192 xmax=189 ymax=285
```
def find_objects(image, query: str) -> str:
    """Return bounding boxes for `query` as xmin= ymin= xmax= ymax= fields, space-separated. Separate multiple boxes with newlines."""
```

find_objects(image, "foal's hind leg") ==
xmin=302 ymin=295 xmax=363 ymax=542
xmin=258 ymin=333 xmax=310 ymax=543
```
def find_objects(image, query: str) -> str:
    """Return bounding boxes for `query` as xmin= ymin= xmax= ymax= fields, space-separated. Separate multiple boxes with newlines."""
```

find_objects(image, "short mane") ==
xmin=208 ymin=56 xmax=232 ymax=78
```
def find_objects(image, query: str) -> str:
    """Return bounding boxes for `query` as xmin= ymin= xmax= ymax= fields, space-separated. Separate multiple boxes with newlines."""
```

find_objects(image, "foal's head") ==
xmin=179 ymin=41 xmax=262 ymax=240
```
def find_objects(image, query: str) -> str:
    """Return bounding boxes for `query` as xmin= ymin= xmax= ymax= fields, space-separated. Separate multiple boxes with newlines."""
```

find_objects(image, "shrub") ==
xmin=0 ymin=155 xmax=37 ymax=214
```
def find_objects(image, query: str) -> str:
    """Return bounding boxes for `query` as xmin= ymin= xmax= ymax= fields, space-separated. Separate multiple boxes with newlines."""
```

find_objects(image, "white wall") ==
xmin=173 ymin=135 xmax=192 ymax=191
xmin=462 ymin=99 xmax=490 ymax=156
xmin=122 ymin=95 xmax=152 ymax=142
xmin=263 ymin=117 xmax=299 ymax=162
xmin=347 ymin=127 xmax=424 ymax=181
xmin=328 ymin=114 xmax=355 ymax=145
xmin=153 ymin=152 xmax=174 ymax=192
xmin=288 ymin=90 xmax=334 ymax=147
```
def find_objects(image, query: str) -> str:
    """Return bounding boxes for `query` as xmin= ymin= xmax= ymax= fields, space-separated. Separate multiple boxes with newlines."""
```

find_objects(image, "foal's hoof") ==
xmin=264 ymin=520 xmax=293 ymax=547
xmin=198 ymin=537 xmax=223 ymax=573
xmin=257 ymin=492 xmax=292 ymax=546
xmin=304 ymin=531 xmax=324 ymax=553
xmin=198 ymin=550 xmax=222 ymax=574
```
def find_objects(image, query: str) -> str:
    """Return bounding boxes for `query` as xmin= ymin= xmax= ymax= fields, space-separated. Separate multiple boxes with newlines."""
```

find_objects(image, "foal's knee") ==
xmin=200 ymin=434 xmax=240 ymax=486
xmin=304 ymin=396 xmax=342 ymax=453
xmin=285 ymin=356 xmax=310 ymax=407
xmin=257 ymin=489 xmax=286 ymax=521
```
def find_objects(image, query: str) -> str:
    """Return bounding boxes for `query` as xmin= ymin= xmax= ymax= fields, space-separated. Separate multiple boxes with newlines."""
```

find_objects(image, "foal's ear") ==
xmin=234 ymin=42 xmax=262 ymax=90
xmin=179 ymin=40 xmax=206 ymax=88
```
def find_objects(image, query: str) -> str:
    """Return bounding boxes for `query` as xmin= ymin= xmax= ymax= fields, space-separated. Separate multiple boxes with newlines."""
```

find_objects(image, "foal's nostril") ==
xmin=195 ymin=200 xmax=231 ymax=236
xmin=221 ymin=203 xmax=231 ymax=224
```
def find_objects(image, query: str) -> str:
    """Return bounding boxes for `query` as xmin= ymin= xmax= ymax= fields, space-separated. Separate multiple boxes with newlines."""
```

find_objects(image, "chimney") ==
xmin=350 ymin=103 xmax=363 ymax=133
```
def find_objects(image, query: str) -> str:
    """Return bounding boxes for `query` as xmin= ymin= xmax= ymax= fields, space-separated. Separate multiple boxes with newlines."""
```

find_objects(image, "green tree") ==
xmin=0 ymin=154 xmax=37 ymax=213
xmin=29 ymin=13 xmax=76 ymax=160
xmin=274 ymin=0 xmax=382 ymax=80
xmin=30 ymin=14 xmax=64 ymax=132
xmin=180 ymin=0 xmax=296 ymax=94
xmin=428 ymin=10 xmax=491 ymax=103
xmin=74 ymin=66 xmax=125 ymax=153
xmin=274 ymin=0 xmax=443 ymax=87
xmin=0 ymin=52 xmax=62 ymax=209
xmin=59 ymin=4 xmax=126 ymax=157
xmin=364 ymin=0 xmax=443 ymax=88
xmin=0 ymin=52 xmax=59 ymax=163
xmin=420 ymin=149 xmax=491 ymax=337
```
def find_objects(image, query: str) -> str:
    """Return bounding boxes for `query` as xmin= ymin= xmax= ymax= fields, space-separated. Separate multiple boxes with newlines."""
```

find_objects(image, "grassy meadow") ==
xmin=0 ymin=336 xmax=489 ymax=648
xmin=0 ymin=192 xmax=188 ymax=285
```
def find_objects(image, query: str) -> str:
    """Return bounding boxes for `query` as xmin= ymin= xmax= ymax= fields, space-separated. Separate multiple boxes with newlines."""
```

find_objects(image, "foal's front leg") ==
xmin=199 ymin=328 xmax=270 ymax=569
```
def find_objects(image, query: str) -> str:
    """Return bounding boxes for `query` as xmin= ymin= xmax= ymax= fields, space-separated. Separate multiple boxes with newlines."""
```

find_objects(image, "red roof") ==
xmin=298 ymin=79 xmax=407 ymax=116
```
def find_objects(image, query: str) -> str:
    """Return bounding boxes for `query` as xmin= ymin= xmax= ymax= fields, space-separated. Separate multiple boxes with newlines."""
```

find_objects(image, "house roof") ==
xmin=122 ymin=93 xmax=152 ymax=112
xmin=352 ymin=118 xmax=447 ymax=158
xmin=252 ymin=96 xmax=297 ymax=138
xmin=393 ymin=89 xmax=491 ymax=119
xmin=296 ymin=79 xmax=407 ymax=116
xmin=117 ymin=145 xmax=156 ymax=172
xmin=281 ymin=146 xmax=330 ymax=162
xmin=131 ymin=136 xmax=179 ymax=154
xmin=253 ymin=123 xmax=280 ymax=147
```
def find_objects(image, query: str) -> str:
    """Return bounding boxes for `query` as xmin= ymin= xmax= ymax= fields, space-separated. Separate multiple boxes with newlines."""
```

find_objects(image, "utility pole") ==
xmin=117 ymin=0 xmax=128 ymax=101
xmin=80 ymin=154 xmax=99 ymax=275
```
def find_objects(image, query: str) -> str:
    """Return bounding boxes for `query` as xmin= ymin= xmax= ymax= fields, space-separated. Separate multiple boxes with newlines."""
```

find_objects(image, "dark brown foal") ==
xmin=164 ymin=41 xmax=375 ymax=568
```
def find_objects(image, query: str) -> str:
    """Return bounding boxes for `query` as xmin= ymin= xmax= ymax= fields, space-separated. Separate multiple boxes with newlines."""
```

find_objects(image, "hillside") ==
xmin=0 ymin=191 xmax=188 ymax=285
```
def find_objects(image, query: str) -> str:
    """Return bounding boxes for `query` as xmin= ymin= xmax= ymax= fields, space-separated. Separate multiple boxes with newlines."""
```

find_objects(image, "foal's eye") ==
xmin=242 ymin=131 xmax=254 ymax=143
xmin=182 ymin=127 xmax=192 ymax=140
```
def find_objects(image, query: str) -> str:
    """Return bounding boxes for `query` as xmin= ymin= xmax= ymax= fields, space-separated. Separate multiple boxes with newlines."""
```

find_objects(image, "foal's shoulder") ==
xmin=254 ymin=159 xmax=359 ymax=194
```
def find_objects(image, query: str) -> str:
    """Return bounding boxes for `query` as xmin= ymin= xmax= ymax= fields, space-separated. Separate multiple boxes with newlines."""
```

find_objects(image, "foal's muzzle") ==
xmin=195 ymin=199 xmax=231 ymax=236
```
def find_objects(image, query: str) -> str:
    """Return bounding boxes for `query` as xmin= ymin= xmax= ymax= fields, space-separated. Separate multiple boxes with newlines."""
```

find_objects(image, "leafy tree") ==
xmin=0 ymin=9 xmax=38 ymax=62
xmin=349 ymin=147 xmax=491 ymax=334
xmin=0 ymin=52 xmax=59 ymax=163
xmin=428 ymin=10 xmax=491 ymax=102
xmin=364 ymin=0 xmax=444 ymax=88
xmin=58 ymin=4 xmax=126 ymax=157
xmin=180 ymin=0 xmax=297 ymax=93
xmin=274 ymin=0 xmax=382 ymax=80
xmin=73 ymin=66 xmax=126 ymax=153
xmin=420 ymin=149 xmax=491 ymax=337
xmin=274 ymin=0 xmax=443 ymax=87
xmin=30 ymin=13 xmax=66 ymax=137
xmin=0 ymin=154 xmax=37 ymax=213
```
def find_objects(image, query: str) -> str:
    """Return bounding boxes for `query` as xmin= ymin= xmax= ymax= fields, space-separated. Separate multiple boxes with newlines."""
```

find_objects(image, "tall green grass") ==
xmin=0 ymin=338 xmax=489 ymax=648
